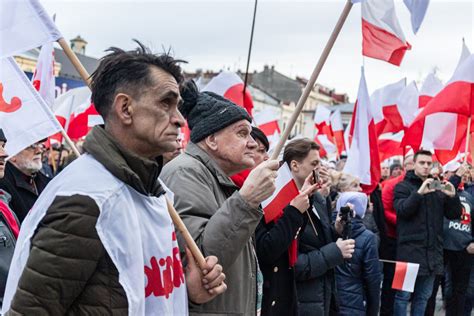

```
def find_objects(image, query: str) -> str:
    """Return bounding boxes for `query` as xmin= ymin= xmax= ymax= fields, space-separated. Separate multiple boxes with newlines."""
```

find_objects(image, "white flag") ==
xmin=0 ymin=0 xmax=62 ymax=58
xmin=0 ymin=57 xmax=62 ymax=156
xmin=403 ymin=0 xmax=430 ymax=34
xmin=31 ymin=41 xmax=56 ymax=107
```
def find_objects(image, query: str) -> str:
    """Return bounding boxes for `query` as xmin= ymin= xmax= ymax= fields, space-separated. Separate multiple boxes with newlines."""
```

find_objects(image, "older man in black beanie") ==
xmin=161 ymin=80 xmax=279 ymax=316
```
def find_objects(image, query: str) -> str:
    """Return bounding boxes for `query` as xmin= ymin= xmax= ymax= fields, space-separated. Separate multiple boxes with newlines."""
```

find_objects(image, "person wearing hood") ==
xmin=334 ymin=192 xmax=381 ymax=316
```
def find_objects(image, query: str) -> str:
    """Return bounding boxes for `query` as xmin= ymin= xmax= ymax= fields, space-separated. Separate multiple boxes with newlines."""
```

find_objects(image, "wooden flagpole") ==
xmin=270 ymin=0 xmax=353 ymax=160
xmin=57 ymin=37 xmax=207 ymax=268
xmin=464 ymin=116 xmax=471 ymax=163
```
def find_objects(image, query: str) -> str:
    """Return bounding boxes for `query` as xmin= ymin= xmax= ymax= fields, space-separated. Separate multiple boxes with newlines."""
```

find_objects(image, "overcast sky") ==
xmin=42 ymin=0 xmax=474 ymax=101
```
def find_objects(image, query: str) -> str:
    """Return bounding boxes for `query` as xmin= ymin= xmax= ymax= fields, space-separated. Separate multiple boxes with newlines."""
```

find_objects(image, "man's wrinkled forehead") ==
xmin=231 ymin=120 xmax=252 ymax=131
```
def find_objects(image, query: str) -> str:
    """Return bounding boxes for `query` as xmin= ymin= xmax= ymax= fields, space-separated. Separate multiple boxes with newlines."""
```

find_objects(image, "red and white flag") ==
xmin=315 ymin=134 xmax=337 ymax=158
xmin=0 ymin=0 xmax=62 ymax=58
xmin=396 ymin=81 xmax=419 ymax=128
xmin=261 ymin=162 xmax=299 ymax=223
xmin=344 ymin=67 xmax=381 ymax=193
xmin=370 ymin=78 xmax=406 ymax=135
xmin=202 ymin=71 xmax=254 ymax=116
xmin=253 ymin=107 xmax=281 ymax=150
xmin=330 ymin=110 xmax=345 ymax=154
xmin=0 ymin=57 xmax=61 ymax=156
xmin=403 ymin=0 xmax=430 ymax=34
xmin=419 ymin=73 xmax=443 ymax=108
xmin=314 ymin=105 xmax=333 ymax=138
xmin=378 ymin=131 xmax=404 ymax=162
xmin=403 ymin=54 xmax=474 ymax=164
xmin=31 ymin=41 xmax=56 ymax=107
xmin=361 ymin=0 xmax=411 ymax=66
xmin=392 ymin=261 xmax=420 ymax=292
xmin=51 ymin=87 xmax=103 ymax=142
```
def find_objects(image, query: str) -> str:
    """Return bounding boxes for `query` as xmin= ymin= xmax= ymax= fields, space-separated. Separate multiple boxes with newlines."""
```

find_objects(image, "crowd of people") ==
xmin=0 ymin=42 xmax=471 ymax=316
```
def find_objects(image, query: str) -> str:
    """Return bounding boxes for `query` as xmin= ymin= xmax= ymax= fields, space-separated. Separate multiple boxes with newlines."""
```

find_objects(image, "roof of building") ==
xmin=53 ymin=48 xmax=99 ymax=80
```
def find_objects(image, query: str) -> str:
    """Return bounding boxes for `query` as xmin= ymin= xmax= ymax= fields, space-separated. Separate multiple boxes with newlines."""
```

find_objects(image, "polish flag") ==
xmin=330 ymin=110 xmax=345 ymax=154
xmin=378 ymin=131 xmax=404 ymax=162
xmin=0 ymin=0 xmax=62 ymax=58
xmin=418 ymin=73 xmax=443 ymax=108
xmin=253 ymin=107 xmax=281 ymax=150
xmin=261 ymin=162 xmax=299 ymax=223
xmin=344 ymin=67 xmax=381 ymax=193
xmin=31 ymin=41 xmax=56 ymax=108
xmin=396 ymin=81 xmax=419 ymax=128
xmin=314 ymin=105 xmax=333 ymax=138
xmin=315 ymin=134 xmax=337 ymax=158
xmin=392 ymin=261 xmax=420 ymax=292
xmin=403 ymin=54 xmax=474 ymax=164
xmin=0 ymin=57 xmax=62 ymax=156
xmin=201 ymin=71 xmax=254 ymax=116
xmin=403 ymin=0 xmax=430 ymax=34
xmin=361 ymin=0 xmax=411 ymax=66
xmin=51 ymin=87 xmax=103 ymax=142
xmin=370 ymin=78 xmax=406 ymax=136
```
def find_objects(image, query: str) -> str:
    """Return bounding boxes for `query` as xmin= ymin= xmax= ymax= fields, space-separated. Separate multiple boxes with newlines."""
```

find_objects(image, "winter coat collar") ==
xmin=185 ymin=142 xmax=238 ymax=189
xmin=83 ymin=126 xmax=165 ymax=197
xmin=404 ymin=170 xmax=424 ymax=186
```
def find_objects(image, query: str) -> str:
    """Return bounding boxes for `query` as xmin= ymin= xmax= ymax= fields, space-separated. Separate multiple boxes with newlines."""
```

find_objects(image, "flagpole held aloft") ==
xmin=464 ymin=116 xmax=471 ymax=162
xmin=58 ymin=38 xmax=92 ymax=87
xmin=270 ymin=0 xmax=353 ymax=160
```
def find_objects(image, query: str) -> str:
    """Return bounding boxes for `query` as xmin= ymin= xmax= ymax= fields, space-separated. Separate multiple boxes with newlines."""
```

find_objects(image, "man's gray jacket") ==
xmin=161 ymin=142 xmax=263 ymax=316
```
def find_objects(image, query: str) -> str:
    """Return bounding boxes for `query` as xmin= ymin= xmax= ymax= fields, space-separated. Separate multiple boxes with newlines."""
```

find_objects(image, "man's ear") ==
xmin=112 ymin=93 xmax=133 ymax=125
xmin=204 ymin=134 xmax=218 ymax=151
xmin=290 ymin=160 xmax=298 ymax=172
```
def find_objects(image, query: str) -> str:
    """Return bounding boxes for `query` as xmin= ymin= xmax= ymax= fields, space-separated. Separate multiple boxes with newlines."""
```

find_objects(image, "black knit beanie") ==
xmin=180 ymin=80 xmax=252 ymax=143
xmin=0 ymin=129 xmax=6 ymax=142
xmin=251 ymin=126 xmax=269 ymax=152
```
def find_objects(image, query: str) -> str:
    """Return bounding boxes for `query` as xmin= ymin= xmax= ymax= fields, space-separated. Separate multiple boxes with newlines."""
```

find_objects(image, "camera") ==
xmin=339 ymin=205 xmax=353 ymax=240
xmin=428 ymin=180 xmax=447 ymax=191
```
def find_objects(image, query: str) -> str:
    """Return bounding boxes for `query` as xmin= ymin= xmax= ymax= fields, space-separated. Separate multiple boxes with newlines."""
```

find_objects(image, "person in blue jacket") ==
xmin=334 ymin=191 xmax=381 ymax=316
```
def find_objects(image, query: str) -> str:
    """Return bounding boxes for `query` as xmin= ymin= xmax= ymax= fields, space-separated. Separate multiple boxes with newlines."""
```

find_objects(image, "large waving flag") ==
xmin=403 ymin=0 xmax=430 ymax=34
xmin=361 ymin=0 xmax=411 ymax=66
xmin=202 ymin=71 xmax=254 ymax=116
xmin=0 ymin=57 xmax=62 ymax=156
xmin=396 ymin=81 xmax=419 ymax=129
xmin=344 ymin=68 xmax=380 ymax=193
xmin=403 ymin=54 xmax=474 ymax=164
xmin=330 ymin=110 xmax=345 ymax=154
xmin=31 ymin=42 xmax=56 ymax=107
xmin=379 ymin=131 xmax=404 ymax=162
xmin=52 ymin=87 xmax=103 ymax=142
xmin=314 ymin=105 xmax=333 ymax=137
xmin=0 ymin=0 xmax=62 ymax=58
xmin=419 ymin=73 xmax=443 ymax=108
xmin=370 ymin=78 xmax=406 ymax=135
xmin=253 ymin=107 xmax=281 ymax=150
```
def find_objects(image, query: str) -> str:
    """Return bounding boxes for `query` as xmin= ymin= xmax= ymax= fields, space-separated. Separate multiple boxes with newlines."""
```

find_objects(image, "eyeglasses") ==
xmin=26 ymin=143 xmax=46 ymax=151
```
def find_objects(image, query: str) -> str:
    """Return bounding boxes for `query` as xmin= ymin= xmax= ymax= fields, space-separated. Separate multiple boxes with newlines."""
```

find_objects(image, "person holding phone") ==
xmin=393 ymin=150 xmax=462 ymax=316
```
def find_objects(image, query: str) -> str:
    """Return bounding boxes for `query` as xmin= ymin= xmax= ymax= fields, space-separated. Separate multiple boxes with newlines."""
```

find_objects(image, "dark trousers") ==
xmin=380 ymin=237 xmax=397 ymax=316
xmin=444 ymin=249 xmax=472 ymax=316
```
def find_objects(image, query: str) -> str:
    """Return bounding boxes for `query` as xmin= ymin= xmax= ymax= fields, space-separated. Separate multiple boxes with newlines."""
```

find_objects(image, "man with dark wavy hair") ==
xmin=3 ymin=41 xmax=226 ymax=315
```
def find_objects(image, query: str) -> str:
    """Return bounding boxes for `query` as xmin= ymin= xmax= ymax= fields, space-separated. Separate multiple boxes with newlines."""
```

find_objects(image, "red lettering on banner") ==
xmin=0 ymin=83 xmax=22 ymax=113
xmin=144 ymin=232 xmax=185 ymax=299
